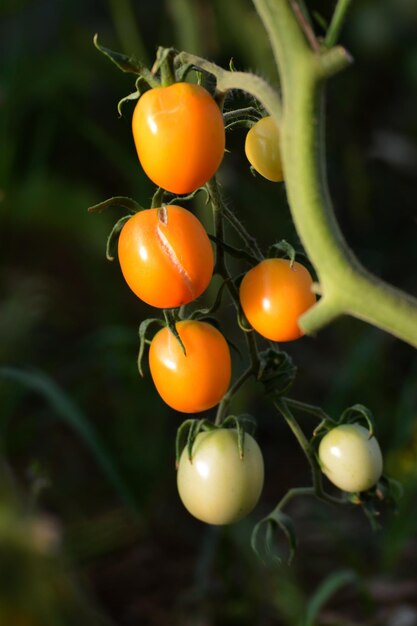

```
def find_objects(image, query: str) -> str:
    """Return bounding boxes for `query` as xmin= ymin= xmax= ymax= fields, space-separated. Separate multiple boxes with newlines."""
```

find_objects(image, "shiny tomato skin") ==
xmin=245 ymin=116 xmax=283 ymax=182
xmin=132 ymin=83 xmax=225 ymax=194
xmin=177 ymin=428 xmax=264 ymax=525
xmin=239 ymin=258 xmax=316 ymax=342
xmin=318 ymin=424 xmax=383 ymax=493
xmin=149 ymin=320 xmax=231 ymax=413
xmin=118 ymin=205 xmax=213 ymax=308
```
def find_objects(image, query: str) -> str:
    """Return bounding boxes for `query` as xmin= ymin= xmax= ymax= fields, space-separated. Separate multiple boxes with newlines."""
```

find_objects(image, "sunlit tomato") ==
xmin=319 ymin=424 xmax=383 ymax=493
xmin=149 ymin=320 xmax=231 ymax=413
xmin=118 ymin=205 xmax=213 ymax=308
xmin=239 ymin=258 xmax=316 ymax=342
xmin=132 ymin=83 xmax=225 ymax=194
xmin=177 ymin=428 xmax=264 ymax=524
xmin=245 ymin=116 xmax=283 ymax=182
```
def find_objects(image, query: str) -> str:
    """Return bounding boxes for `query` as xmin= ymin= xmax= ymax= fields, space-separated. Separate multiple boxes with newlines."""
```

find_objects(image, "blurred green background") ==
xmin=1 ymin=0 xmax=417 ymax=624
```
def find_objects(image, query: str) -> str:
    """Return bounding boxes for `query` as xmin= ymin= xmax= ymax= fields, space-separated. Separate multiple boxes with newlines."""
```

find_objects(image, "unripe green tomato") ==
xmin=244 ymin=116 xmax=283 ymax=182
xmin=177 ymin=429 xmax=264 ymax=525
xmin=318 ymin=424 xmax=383 ymax=493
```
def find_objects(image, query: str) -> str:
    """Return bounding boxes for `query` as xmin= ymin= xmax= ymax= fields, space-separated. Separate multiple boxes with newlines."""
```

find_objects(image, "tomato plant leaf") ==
xmin=376 ymin=475 xmax=403 ymax=509
xmin=163 ymin=310 xmax=187 ymax=356
xmin=220 ymin=415 xmax=245 ymax=459
xmin=268 ymin=240 xmax=297 ymax=266
xmin=175 ymin=419 xmax=197 ymax=468
xmin=340 ymin=403 xmax=376 ymax=436
xmin=88 ymin=196 xmax=143 ymax=214
xmin=165 ymin=185 xmax=210 ymax=206
xmin=117 ymin=90 xmax=140 ymax=116
xmin=106 ymin=215 xmax=131 ymax=261
xmin=251 ymin=510 xmax=297 ymax=566
xmin=187 ymin=419 xmax=204 ymax=462
xmin=93 ymin=34 xmax=159 ymax=87
xmin=137 ymin=318 xmax=164 ymax=377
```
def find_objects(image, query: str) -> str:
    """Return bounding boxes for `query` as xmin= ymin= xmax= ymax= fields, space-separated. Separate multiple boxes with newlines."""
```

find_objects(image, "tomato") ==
xmin=132 ymin=83 xmax=225 ymax=194
xmin=318 ymin=424 xmax=383 ymax=493
xmin=245 ymin=116 xmax=283 ymax=182
xmin=177 ymin=428 xmax=264 ymax=524
xmin=118 ymin=205 xmax=214 ymax=308
xmin=149 ymin=320 xmax=231 ymax=413
xmin=239 ymin=258 xmax=316 ymax=342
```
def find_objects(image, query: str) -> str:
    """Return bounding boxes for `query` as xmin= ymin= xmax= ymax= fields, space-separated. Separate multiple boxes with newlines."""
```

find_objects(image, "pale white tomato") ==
xmin=177 ymin=429 xmax=264 ymax=525
xmin=318 ymin=424 xmax=383 ymax=493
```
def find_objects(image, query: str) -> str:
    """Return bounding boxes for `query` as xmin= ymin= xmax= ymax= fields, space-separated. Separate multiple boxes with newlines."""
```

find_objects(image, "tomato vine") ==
xmin=91 ymin=0 xmax=409 ymax=563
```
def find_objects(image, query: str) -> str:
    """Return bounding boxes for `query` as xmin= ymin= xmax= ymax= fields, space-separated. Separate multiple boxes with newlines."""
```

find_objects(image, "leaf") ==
xmin=251 ymin=509 xmax=297 ymax=565
xmin=137 ymin=318 xmax=164 ymax=377
xmin=166 ymin=185 xmax=210 ymax=206
xmin=117 ymin=90 xmax=141 ymax=116
xmin=0 ymin=367 xmax=140 ymax=515
xmin=175 ymin=419 xmax=197 ymax=468
xmin=340 ymin=403 xmax=376 ymax=436
xmin=106 ymin=215 xmax=131 ymax=261
xmin=88 ymin=196 xmax=143 ymax=214
xmin=268 ymin=239 xmax=297 ymax=266
xmin=304 ymin=569 xmax=359 ymax=626
xmin=221 ymin=415 xmax=245 ymax=459
xmin=163 ymin=310 xmax=186 ymax=356
xmin=93 ymin=34 xmax=153 ymax=78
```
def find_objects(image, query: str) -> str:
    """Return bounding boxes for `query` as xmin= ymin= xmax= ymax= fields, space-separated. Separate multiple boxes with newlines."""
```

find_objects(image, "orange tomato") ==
xmin=149 ymin=320 xmax=231 ymax=413
xmin=118 ymin=205 xmax=214 ymax=308
xmin=239 ymin=258 xmax=316 ymax=341
xmin=132 ymin=83 xmax=225 ymax=194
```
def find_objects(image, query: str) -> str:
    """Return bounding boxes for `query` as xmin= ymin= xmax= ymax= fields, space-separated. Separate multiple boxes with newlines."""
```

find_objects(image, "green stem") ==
xmin=282 ymin=397 xmax=334 ymax=423
xmin=275 ymin=400 xmax=344 ymax=505
xmin=275 ymin=400 xmax=318 ymax=479
xmin=250 ymin=0 xmax=417 ymax=348
xmin=151 ymin=187 xmax=164 ymax=208
xmin=223 ymin=107 xmax=262 ymax=122
xmin=324 ymin=0 xmax=353 ymax=48
xmin=273 ymin=486 xmax=316 ymax=512
xmin=208 ymin=234 xmax=259 ymax=266
xmin=175 ymin=51 xmax=283 ymax=122
xmin=205 ymin=178 xmax=262 ymax=425
xmin=206 ymin=178 xmax=227 ymax=275
xmin=223 ymin=206 xmax=264 ymax=261
xmin=215 ymin=366 xmax=255 ymax=425
xmin=160 ymin=48 xmax=176 ymax=87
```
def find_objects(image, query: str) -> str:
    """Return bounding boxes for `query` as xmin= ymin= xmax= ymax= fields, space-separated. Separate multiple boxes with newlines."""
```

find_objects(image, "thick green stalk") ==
xmin=252 ymin=0 xmax=417 ymax=347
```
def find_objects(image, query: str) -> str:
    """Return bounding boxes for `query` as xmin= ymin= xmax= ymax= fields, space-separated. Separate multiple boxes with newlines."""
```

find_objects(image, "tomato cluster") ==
xmin=93 ymin=43 xmax=386 ymax=533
